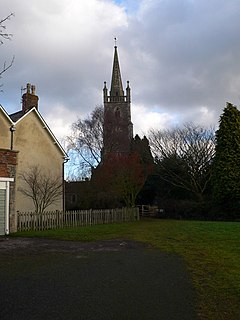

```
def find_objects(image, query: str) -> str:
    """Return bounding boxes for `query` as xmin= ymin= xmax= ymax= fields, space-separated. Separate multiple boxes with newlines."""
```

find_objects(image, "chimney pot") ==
xmin=31 ymin=85 xmax=36 ymax=95
xmin=27 ymin=83 xmax=31 ymax=93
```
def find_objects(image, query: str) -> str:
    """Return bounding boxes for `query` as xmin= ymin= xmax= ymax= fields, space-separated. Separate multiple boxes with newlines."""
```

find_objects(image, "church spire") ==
xmin=110 ymin=46 xmax=124 ymax=99
xmin=102 ymin=44 xmax=133 ymax=158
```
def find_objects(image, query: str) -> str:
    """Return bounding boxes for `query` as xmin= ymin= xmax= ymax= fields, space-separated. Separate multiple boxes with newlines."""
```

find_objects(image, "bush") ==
xmin=158 ymin=199 xmax=213 ymax=220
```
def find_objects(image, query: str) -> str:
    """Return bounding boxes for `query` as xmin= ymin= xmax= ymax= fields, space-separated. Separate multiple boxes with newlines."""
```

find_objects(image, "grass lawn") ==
xmin=12 ymin=219 xmax=240 ymax=320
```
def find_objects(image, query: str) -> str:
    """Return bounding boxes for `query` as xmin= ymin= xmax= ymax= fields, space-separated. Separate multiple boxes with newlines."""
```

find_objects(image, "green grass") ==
xmin=12 ymin=219 xmax=240 ymax=320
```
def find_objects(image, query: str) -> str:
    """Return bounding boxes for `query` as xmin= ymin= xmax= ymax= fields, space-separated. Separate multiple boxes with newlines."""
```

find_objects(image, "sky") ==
xmin=1 ymin=0 xmax=240 ymax=146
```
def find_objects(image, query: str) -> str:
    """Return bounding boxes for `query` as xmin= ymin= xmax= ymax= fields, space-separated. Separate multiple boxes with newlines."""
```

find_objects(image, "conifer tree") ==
xmin=213 ymin=103 xmax=240 ymax=204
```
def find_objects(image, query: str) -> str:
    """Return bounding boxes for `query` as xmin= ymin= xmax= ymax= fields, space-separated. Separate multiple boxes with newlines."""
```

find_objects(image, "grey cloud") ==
xmin=1 ymin=0 xmax=240 ymax=140
xmin=122 ymin=0 xmax=240 ymax=116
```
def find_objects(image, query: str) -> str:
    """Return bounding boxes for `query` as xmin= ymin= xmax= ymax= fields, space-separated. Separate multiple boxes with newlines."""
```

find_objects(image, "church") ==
xmin=102 ymin=45 xmax=133 ymax=158
xmin=65 ymin=45 xmax=153 ymax=210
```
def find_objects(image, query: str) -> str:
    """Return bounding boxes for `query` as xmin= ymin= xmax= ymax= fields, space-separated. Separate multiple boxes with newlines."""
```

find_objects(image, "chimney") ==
xmin=22 ymin=83 xmax=39 ymax=113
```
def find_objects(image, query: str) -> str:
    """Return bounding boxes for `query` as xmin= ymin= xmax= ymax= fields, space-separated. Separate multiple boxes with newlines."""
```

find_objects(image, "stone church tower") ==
xmin=102 ymin=46 xmax=133 ymax=159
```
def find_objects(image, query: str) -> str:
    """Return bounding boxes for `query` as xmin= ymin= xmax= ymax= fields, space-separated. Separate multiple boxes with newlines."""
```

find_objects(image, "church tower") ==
xmin=102 ymin=45 xmax=133 ymax=159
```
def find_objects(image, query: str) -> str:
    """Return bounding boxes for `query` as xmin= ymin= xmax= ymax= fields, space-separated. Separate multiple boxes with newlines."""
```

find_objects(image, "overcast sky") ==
xmin=1 ymin=0 xmax=240 ymax=143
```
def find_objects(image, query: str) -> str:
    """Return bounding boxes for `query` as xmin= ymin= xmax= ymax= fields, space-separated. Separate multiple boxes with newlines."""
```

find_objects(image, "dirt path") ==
xmin=0 ymin=238 xmax=198 ymax=320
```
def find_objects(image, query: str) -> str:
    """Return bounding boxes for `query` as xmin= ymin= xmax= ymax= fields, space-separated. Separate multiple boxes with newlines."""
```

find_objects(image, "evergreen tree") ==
xmin=213 ymin=103 xmax=240 ymax=204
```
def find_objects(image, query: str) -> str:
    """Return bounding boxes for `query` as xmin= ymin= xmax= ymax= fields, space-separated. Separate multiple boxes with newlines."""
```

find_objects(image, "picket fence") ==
xmin=17 ymin=207 xmax=140 ymax=231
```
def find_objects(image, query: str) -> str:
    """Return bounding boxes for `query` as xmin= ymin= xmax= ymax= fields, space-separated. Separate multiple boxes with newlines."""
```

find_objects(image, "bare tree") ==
xmin=19 ymin=166 xmax=62 ymax=213
xmin=148 ymin=123 xmax=215 ymax=201
xmin=66 ymin=105 xmax=104 ymax=179
xmin=0 ymin=13 xmax=14 ymax=86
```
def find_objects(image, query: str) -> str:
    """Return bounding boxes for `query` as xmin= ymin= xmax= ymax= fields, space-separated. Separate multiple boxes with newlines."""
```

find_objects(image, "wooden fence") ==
xmin=17 ymin=207 xmax=139 ymax=232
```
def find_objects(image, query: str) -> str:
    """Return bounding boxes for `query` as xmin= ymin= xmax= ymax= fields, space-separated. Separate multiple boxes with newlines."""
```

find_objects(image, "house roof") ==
xmin=9 ymin=110 xmax=24 ymax=122
xmin=0 ymin=105 xmax=68 ymax=160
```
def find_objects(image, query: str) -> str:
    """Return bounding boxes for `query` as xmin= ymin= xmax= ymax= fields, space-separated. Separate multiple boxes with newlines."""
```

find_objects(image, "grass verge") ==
xmin=12 ymin=219 xmax=240 ymax=320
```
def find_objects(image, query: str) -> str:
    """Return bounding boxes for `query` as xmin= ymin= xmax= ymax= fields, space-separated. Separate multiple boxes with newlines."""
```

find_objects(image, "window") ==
xmin=70 ymin=193 xmax=77 ymax=204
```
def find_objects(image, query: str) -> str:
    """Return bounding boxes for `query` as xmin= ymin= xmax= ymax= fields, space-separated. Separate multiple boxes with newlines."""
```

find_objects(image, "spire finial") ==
xmin=114 ymin=37 xmax=117 ymax=47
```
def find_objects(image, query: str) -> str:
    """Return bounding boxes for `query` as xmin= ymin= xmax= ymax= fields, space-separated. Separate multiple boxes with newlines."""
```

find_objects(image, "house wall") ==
xmin=0 ymin=149 xmax=18 ymax=178
xmin=14 ymin=111 xmax=64 ymax=212
xmin=0 ymin=109 xmax=11 ymax=149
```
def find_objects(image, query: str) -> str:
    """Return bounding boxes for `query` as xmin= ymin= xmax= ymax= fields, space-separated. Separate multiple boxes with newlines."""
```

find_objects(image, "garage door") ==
xmin=0 ymin=188 xmax=6 ymax=235
xmin=0 ymin=179 xmax=13 ymax=235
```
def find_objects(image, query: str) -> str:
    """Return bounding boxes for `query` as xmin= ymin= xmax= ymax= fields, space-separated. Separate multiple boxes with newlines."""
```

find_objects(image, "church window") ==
xmin=70 ymin=194 xmax=77 ymax=204
xmin=115 ymin=108 xmax=120 ymax=118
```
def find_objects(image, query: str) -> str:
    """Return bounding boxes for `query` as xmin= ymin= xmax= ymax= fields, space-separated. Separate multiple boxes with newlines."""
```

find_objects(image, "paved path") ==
xmin=0 ymin=238 xmax=198 ymax=320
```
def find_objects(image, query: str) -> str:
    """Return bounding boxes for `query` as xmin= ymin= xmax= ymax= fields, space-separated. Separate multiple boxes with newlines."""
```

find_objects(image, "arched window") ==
xmin=115 ymin=108 xmax=120 ymax=118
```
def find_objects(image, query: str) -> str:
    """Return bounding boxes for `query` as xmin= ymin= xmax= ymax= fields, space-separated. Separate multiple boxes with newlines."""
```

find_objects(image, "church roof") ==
xmin=110 ymin=46 xmax=124 ymax=97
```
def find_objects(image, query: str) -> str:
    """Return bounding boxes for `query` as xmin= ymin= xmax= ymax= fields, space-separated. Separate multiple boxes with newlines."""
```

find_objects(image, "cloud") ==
xmin=1 ymin=0 xmax=240 ymax=144
xmin=44 ymin=104 xmax=77 ymax=145
xmin=125 ymin=0 xmax=240 ymax=113
xmin=132 ymin=104 xmax=176 ymax=136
